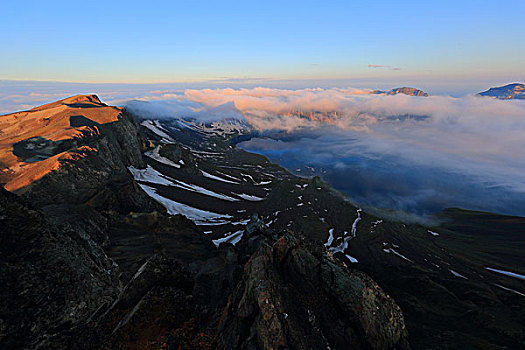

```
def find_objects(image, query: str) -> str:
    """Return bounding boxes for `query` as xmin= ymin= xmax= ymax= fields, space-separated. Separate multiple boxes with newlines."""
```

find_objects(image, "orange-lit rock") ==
xmin=0 ymin=95 xmax=121 ymax=191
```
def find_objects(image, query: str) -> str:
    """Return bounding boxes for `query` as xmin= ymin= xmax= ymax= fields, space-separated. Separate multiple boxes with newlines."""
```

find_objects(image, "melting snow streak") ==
xmin=351 ymin=208 xmax=362 ymax=237
xmin=486 ymin=267 xmax=525 ymax=281
xmin=138 ymin=184 xmax=232 ymax=225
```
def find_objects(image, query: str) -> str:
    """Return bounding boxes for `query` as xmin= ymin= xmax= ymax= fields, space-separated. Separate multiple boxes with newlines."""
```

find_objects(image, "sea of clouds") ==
xmin=3 ymin=82 xmax=525 ymax=218
xmin=129 ymin=87 xmax=525 ymax=218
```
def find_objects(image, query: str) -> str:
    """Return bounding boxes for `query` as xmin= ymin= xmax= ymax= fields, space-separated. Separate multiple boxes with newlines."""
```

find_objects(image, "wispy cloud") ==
xmin=206 ymin=77 xmax=269 ymax=83
xmin=368 ymin=64 xmax=401 ymax=71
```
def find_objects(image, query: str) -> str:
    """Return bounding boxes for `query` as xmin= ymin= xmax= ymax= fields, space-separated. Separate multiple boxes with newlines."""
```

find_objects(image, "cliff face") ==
xmin=218 ymin=233 xmax=408 ymax=349
xmin=0 ymin=187 xmax=120 ymax=348
xmin=19 ymin=111 xmax=160 ymax=213
xmin=0 ymin=96 xmax=409 ymax=349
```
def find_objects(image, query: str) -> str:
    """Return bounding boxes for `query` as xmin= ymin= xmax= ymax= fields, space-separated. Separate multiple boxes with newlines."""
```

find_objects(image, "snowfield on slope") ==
xmin=141 ymin=120 xmax=174 ymax=142
xmin=145 ymin=145 xmax=181 ymax=168
xmin=128 ymin=165 xmax=174 ymax=186
xmin=138 ymin=184 xmax=232 ymax=225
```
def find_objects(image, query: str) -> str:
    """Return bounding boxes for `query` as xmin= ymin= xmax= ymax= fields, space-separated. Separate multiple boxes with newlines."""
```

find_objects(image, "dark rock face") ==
xmin=0 ymin=187 xmax=119 ymax=349
xmin=478 ymin=83 xmax=525 ymax=99
xmin=218 ymin=233 xmax=409 ymax=350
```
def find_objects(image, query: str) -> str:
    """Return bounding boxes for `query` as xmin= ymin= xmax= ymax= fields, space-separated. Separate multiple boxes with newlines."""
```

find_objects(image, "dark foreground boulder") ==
xmin=218 ymin=232 xmax=409 ymax=350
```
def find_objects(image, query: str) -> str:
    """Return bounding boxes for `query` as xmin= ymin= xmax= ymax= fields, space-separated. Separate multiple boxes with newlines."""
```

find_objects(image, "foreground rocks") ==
xmin=0 ymin=185 xmax=409 ymax=349
xmin=218 ymin=233 xmax=409 ymax=350
xmin=0 ymin=187 xmax=119 ymax=349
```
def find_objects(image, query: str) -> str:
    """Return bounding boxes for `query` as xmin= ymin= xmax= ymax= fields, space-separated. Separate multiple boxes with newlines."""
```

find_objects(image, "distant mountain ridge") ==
xmin=372 ymin=87 xmax=429 ymax=97
xmin=478 ymin=83 xmax=525 ymax=99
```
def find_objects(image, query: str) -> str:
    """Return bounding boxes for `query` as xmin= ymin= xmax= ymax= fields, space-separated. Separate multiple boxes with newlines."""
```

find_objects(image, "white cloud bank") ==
xmin=128 ymin=87 xmax=525 ymax=216
xmin=3 ymin=83 xmax=525 ymax=216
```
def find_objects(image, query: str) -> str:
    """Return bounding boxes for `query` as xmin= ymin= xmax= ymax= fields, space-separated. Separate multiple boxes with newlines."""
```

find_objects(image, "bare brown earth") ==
xmin=0 ymin=95 xmax=121 ymax=191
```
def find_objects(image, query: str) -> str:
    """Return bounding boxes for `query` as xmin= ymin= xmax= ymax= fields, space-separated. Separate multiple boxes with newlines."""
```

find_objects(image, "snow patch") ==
xmin=213 ymin=230 xmax=244 ymax=247
xmin=132 ymin=261 xmax=148 ymax=280
xmin=201 ymin=170 xmax=239 ymax=184
xmin=383 ymin=248 xmax=413 ymax=263
xmin=256 ymin=180 xmax=272 ymax=186
xmin=324 ymin=228 xmax=334 ymax=247
xmin=128 ymin=165 xmax=174 ymax=186
xmin=172 ymin=179 xmax=240 ymax=201
xmin=139 ymin=184 xmax=232 ymax=225
xmin=236 ymin=193 xmax=265 ymax=201
xmin=486 ymin=267 xmax=525 ymax=281
xmin=241 ymin=173 xmax=255 ymax=182
xmin=141 ymin=120 xmax=174 ymax=141
xmin=449 ymin=269 xmax=468 ymax=279
xmin=493 ymin=283 xmax=525 ymax=297
xmin=351 ymin=208 xmax=362 ymax=237
xmin=145 ymin=145 xmax=181 ymax=168
xmin=345 ymin=255 xmax=358 ymax=263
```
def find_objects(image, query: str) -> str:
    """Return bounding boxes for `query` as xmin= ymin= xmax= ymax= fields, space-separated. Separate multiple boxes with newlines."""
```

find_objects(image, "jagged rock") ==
xmin=68 ymin=253 xmax=204 ymax=350
xmin=217 ymin=232 xmax=409 ymax=350
xmin=194 ymin=245 xmax=242 ymax=310
xmin=245 ymin=212 xmax=266 ymax=237
xmin=0 ymin=187 xmax=119 ymax=349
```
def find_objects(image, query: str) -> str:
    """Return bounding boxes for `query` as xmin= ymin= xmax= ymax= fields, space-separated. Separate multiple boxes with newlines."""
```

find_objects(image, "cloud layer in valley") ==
xmin=3 ymin=82 xmax=525 ymax=217
xmin=127 ymin=87 xmax=525 ymax=217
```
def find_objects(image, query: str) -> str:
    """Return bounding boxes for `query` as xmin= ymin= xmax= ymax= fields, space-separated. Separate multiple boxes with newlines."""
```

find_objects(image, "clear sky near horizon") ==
xmin=1 ymin=0 xmax=524 ymax=89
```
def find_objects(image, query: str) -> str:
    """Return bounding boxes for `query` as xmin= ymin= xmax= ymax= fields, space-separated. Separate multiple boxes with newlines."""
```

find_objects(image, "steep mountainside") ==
xmin=0 ymin=96 xmax=409 ymax=349
xmin=478 ymin=83 xmax=525 ymax=99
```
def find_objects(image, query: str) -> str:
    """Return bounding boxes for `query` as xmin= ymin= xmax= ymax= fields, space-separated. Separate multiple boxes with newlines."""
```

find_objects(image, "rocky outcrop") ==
xmin=218 ymin=232 xmax=409 ymax=350
xmin=373 ymin=87 xmax=428 ymax=97
xmin=0 ymin=95 xmax=121 ymax=191
xmin=478 ymin=83 xmax=525 ymax=99
xmin=18 ymin=110 xmax=161 ymax=215
xmin=0 ymin=187 xmax=119 ymax=349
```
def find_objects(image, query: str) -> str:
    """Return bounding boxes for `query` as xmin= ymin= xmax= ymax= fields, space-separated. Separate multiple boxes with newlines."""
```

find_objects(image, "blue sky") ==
xmin=1 ymin=0 xmax=524 ymax=85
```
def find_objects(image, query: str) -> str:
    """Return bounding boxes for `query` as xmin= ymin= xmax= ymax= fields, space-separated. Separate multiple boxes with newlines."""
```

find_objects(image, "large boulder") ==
xmin=217 ymin=232 xmax=409 ymax=350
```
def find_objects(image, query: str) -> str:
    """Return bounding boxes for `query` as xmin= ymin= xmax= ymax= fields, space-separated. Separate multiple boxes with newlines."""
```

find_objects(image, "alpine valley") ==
xmin=1 ymin=88 xmax=524 ymax=350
